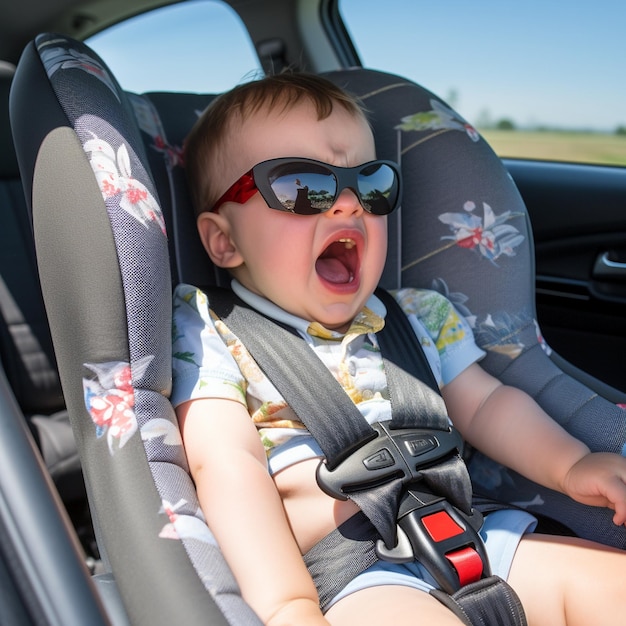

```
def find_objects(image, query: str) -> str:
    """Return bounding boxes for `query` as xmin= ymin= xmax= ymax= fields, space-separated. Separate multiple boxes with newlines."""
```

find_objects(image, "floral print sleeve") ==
xmin=171 ymin=283 xmax=301 ymax=456
xmin=392 ymin=288 xmax=485 ymax=386
xmin=171 ymin=284 xmax=248 ymax=408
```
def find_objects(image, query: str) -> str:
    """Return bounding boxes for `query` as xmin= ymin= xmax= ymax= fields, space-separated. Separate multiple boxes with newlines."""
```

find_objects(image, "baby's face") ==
xmin=214 ymin=101 xmax=388 ymax=332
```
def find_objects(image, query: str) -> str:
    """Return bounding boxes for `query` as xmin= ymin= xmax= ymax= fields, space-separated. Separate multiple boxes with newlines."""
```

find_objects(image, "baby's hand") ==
xmin=562 ymin=452 xmax=626 ymax=526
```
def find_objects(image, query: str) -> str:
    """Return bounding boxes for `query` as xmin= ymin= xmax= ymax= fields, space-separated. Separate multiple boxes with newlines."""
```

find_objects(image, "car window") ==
xmin=86 ymin=0 xmax=261 ymax=94
xmin=340 ymin=0 xmax=626 ymax=166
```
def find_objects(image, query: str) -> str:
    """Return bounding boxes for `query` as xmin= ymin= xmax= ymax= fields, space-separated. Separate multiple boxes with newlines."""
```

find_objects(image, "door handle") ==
xmin=593 ymin=252 xmax=626 ymax=282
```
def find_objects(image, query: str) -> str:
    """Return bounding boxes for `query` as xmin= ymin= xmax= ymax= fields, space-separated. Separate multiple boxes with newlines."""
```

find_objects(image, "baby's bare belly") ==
xmin=273 ymin=458 xmax=361 ymax=554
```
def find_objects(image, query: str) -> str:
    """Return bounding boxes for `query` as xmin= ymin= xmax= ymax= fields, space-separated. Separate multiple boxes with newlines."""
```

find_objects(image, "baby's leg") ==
xmin=325 ymin=585 xmax=464 ymax=625
xmin=509 ymin=533 xmax=625 ymax=626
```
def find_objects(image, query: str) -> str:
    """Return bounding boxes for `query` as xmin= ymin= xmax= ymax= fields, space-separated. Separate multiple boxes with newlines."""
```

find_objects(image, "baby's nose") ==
xmin=326 ymin=188 xmax=363 ymax=217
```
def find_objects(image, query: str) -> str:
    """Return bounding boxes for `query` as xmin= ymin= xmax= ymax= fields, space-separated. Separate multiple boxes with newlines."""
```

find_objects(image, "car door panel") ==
xmin=506 ymin=160 xmax=626 ymax=393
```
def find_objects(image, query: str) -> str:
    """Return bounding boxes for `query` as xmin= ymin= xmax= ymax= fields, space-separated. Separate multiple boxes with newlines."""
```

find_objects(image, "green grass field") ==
xmin=479 ymin=129 xmax=626 ymax=166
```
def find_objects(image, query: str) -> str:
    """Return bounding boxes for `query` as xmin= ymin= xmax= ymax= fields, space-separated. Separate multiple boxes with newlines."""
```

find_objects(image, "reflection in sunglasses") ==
xmin=268 ymin=161 xmax=399 ymax=215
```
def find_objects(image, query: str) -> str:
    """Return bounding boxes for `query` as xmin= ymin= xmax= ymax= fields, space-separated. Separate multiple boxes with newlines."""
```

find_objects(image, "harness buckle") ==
xmin=377 ymin=498 xmax=490 ymax=595
xmin=315 ymin=421 xmax=489 ymax=595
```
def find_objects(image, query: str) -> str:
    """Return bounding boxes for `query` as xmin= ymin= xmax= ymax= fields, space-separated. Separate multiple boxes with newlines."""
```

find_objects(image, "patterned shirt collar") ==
xmin=231 ymin=279 xmax=386 ymax=340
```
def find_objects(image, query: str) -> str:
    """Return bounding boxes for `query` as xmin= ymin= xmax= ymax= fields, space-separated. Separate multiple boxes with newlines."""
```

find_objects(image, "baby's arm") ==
xmin=178 ymin=397 xmax=328 ymax=626
xmin=442 ymin=363 xmax=626 ymax=525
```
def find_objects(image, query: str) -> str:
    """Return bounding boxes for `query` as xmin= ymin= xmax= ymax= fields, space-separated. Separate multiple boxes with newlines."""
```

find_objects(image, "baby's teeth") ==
xmin=339 ymin=238 xmax=355 ymax=249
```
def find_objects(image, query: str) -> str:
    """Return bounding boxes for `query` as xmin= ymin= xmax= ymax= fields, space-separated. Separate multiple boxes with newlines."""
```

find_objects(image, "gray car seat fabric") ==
xmin=0 ymin=62 xmax=83 ymax=503
xmin=10 ymin=30 xmax=626 ymax=626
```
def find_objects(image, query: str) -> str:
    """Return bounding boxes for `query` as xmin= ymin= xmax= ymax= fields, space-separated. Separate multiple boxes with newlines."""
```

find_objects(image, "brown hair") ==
xmin=184 ymin=72 xmax=367 ymax=215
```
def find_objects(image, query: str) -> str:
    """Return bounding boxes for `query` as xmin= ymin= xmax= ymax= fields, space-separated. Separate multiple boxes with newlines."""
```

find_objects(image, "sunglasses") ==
xmin=211 ymin=157 xmax=401 ymax=215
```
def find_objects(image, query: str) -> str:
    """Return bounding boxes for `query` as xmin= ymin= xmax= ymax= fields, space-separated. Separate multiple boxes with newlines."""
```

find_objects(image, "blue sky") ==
xmin=88 ymin=0 xmax=626 ymax=132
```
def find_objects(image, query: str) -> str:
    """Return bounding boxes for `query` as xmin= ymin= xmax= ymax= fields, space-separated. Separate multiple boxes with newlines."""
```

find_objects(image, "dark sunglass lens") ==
xmin=358 ymin=163 xmax=398 ymax=215
xmin=268 ymin=164 xmax=337 ymax=214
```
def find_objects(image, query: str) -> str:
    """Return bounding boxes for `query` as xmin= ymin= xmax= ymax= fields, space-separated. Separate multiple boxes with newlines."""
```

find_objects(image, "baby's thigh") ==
xmin=325 ymin=585 xmax=464 ymax=626
xmin=509 ymin=533 xmax=626 ymax=626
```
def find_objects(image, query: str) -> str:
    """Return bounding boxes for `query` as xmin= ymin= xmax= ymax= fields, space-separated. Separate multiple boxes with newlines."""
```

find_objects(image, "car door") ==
xmin=508 ymin=159 xmax=626 ymax=393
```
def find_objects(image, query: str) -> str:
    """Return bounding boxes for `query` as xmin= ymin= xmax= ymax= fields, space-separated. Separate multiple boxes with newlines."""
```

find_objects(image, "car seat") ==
xmin=10 ymin=33 xmax=252 ymax=626
xmin=9 ymin=32 xmax=626 ymax=626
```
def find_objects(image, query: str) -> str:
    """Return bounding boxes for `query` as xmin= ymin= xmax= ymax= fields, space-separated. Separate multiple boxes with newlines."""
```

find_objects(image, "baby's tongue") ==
xmin=315 ymin=257 xmax=351 ymax=284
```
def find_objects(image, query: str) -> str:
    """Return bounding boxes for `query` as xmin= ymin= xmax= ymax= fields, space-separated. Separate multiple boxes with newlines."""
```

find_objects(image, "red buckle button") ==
xmin=446 ymin=546 xmax=484 ymax=586
xmin=422 ymin=510 xmax=464 ymax=542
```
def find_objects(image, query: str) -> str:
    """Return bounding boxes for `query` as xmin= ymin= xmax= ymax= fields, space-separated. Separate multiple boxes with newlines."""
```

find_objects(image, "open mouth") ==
xmin=315 ymin=237 xmax=359 ymax=285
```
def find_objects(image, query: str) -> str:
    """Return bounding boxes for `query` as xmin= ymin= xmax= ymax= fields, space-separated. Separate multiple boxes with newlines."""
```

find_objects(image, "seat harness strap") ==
xmin=207 ymin=287 xmax=526 ymax=625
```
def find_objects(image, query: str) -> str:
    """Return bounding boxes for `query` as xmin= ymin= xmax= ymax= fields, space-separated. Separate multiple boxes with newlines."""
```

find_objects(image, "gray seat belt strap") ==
xmin=431 ymin=578 xmax=527 ymax=626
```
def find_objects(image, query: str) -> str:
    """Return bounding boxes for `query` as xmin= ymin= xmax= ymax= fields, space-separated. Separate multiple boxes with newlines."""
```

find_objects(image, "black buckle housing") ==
xmin=316 ymin=420 xmax=464 ymax=500
xmin=316 ymin=421 xmax=490 ymax=594
xmin=386 ymin=498 xmax=490 ymax=594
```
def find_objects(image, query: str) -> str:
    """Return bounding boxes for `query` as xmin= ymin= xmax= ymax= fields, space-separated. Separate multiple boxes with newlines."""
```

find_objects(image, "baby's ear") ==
xmin=197 ymin=211 xmax=243 ymax=268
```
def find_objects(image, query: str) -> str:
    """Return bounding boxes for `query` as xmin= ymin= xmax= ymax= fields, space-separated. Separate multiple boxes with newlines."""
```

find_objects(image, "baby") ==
xmin=172 ymin=72 xmax=626 ymax=625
